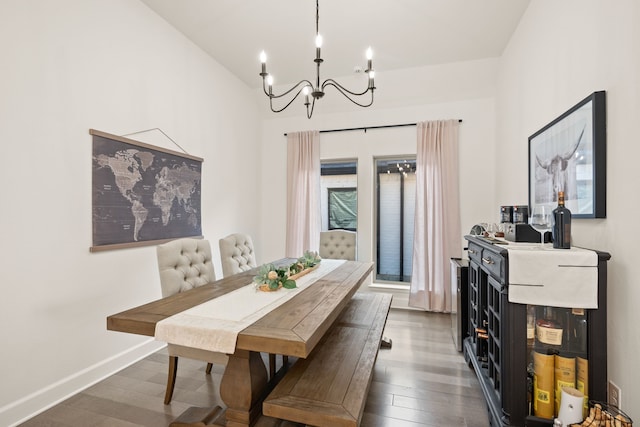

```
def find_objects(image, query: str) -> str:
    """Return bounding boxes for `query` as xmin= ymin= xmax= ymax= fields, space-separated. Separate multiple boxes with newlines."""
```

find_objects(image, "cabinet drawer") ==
xmin=468 ymin=242 xmax=482 ymax=264
xmin=480 ymin=249 xmax=504 ymax=281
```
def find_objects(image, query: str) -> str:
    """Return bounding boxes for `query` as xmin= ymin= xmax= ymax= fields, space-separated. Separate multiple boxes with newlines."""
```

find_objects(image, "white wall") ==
xmin=0 ymin=1 xmax=261 ymax=425
xmin=497 ymin=0 xmax=640 ymax=416
xmin=257 ymin=58 xmax=500 ymax=276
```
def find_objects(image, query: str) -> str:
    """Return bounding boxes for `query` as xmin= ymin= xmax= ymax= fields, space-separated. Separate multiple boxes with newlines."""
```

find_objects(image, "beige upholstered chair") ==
xmin=319 ymin=230 xmax=357 ymax=260
xmin=156 ymin=238 xmax=227 ymax=404
xmin=219 ymin=233 xmax=257 ymax=277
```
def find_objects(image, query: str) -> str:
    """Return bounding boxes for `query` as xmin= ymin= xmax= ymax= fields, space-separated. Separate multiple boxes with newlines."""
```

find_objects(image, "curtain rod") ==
xmin=283 ymin=119 xmax=462 ymax=136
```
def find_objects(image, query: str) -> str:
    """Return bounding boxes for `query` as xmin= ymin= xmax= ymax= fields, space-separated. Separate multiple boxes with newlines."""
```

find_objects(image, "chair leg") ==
xmin=205 ymin=363 xmax=213 ymax=374
xmin=269 ymin=353 xmax=276 ymax=379
xmin=381 ymin=336 xmax=393 ymax=349
xmin=164 ymin=355 xmax=178 ymax=405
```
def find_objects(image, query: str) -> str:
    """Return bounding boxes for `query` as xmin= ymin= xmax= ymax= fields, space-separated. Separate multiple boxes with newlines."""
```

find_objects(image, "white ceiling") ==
xmin=140 ymin=0 xmax=530 ymax=90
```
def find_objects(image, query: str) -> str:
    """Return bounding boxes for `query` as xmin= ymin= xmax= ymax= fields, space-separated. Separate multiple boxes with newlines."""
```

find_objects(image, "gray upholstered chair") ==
xmin=156 ymin=238 xmax=227 ymax=404
xmin=219 ymin=233 xmax=257 ymax=277
xmin=319 ymin=230 xmax=357 ymax=260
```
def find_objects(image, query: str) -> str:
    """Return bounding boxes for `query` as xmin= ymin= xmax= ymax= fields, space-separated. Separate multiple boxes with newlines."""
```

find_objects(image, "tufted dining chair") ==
xmin=319 ymin=230 xmax=357 ymax=260
xmin=156 ymin=238 xmax=228 ymax=404
xmin=219 ymin=233 xmax=258 ymax=277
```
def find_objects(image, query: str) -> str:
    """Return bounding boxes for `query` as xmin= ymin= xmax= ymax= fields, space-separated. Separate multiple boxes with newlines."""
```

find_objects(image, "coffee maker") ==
xmin=501 ymin=205 xmax=550 ymax=243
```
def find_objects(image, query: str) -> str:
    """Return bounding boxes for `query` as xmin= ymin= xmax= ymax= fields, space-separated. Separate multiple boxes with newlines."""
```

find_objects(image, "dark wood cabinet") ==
xmin=463 ymin=236 xmax=610 ymax=426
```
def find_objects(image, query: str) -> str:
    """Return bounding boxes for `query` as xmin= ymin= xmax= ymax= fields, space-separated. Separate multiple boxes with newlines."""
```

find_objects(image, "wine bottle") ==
xmin=527 ymin=305 xmax=536 ymax=352
xmin=536 ymin=307 xmax=564 ymax=350
xmin=553 ymin=191 xmax=571 ymax=249
xmin=569 ymin=308 xmax=587 ymax=354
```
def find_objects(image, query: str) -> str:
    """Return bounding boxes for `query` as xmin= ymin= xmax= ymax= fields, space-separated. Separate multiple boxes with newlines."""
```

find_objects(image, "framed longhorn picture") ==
xmin=528 ymin=91 xmax=606 ymax=218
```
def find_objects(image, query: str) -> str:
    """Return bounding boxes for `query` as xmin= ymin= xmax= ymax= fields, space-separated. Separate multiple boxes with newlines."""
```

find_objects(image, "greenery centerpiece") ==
xmin=253 ymin=250 xmax=322 ymax=292
xmin=253 ymin=263 xmax=296 ymax=291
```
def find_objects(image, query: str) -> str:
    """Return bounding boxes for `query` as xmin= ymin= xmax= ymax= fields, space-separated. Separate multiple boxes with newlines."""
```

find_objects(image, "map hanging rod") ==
xmin=121 ymin=127 xmax=189 ymax=155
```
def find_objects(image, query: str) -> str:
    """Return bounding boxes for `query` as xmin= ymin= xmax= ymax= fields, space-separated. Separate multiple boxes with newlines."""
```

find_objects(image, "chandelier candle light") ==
xmin=259 ymin=0 xmax=376 ymax=119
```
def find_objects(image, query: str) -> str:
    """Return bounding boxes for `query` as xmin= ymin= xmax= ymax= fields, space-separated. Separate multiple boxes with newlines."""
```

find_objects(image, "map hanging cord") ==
xmin=121 ymin=128 xmax=189 ymax=155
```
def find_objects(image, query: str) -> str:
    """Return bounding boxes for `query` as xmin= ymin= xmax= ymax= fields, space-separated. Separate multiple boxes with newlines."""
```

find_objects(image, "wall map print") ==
xmin=90 ymin=129 xmax=203 ymax=251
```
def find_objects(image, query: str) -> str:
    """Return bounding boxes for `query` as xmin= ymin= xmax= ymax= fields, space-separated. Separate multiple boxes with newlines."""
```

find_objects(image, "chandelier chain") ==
xmin=315 ymin=0 xmax=319 ymax=36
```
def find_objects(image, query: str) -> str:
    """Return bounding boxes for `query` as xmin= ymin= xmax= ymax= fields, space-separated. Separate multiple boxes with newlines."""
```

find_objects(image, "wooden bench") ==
xmin=263 ymin=292 xmax=392 ymax=427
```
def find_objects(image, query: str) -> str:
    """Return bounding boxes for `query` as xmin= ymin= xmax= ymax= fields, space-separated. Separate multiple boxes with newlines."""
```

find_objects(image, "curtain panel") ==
xmin=285 ymin=131 xmax=321 ymax=258
xmin=409 ymin=120 xmax=462 ymax=312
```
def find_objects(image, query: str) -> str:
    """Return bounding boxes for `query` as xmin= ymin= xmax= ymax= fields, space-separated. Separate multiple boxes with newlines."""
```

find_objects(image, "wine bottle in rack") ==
xmin=527 ymin=305 xmax=536 ymax=354
xmin=536 ymin=307 xmax=564 ymax=352
xmin=569 ymin=308 xmax=588 ymax=354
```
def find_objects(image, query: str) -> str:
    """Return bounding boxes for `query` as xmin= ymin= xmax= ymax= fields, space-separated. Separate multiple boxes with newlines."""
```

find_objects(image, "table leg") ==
xmin=220 ymin=350 xmax=268 ymax=427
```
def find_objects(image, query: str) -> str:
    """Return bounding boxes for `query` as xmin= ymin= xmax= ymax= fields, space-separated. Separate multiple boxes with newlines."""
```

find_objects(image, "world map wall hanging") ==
xmin=90 ymin=129 xmax=203 ymax=252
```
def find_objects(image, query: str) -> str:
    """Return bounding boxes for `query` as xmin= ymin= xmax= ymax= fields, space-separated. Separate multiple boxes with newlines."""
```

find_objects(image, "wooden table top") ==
xmin=107 ymin=260 xmax=373 ymax=358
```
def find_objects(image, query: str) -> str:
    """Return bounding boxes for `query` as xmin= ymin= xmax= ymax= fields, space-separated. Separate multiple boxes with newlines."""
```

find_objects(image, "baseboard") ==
xmin=1 ymin=339 xmax=165 ymax=427
xmin=366 ymin=283 xmax=421 ymax=310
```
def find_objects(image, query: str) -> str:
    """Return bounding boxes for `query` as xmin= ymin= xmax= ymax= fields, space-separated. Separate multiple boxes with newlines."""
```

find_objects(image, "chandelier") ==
xmin=259 ymin=0 xmax=376 ymax=119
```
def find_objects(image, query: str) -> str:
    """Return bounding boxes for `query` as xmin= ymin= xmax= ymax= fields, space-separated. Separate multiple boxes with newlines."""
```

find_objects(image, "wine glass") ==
xmin=529 ymin=205 xmax=553 ymax=245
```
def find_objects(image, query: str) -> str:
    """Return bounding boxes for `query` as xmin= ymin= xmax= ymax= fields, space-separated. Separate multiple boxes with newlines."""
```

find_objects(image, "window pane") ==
xmin=376 ymin=158 xmax=416 ymax=283
xmin=320 ymin=161 xmax=357 ymax=232
xmin=378 ymin=173 xmax=401 ymax=278
xmin=328 ymin=188 xmax=357 ymax=231
xmin=403 ymin=174 xmax=416 ymax=278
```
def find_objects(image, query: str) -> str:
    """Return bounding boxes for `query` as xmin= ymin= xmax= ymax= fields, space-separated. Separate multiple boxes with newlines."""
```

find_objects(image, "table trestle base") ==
xmin=169 ymin=405 xmax=224 ymax=427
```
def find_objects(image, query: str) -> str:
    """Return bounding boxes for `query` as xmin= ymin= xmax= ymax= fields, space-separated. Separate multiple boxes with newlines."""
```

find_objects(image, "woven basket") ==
xmin=288 ymin=264 xmax=320 ymax=281
xmin=258 ymin=283 xmax=282 ymax=292
xmin=569 ymin=401 xmax=632 ymax=427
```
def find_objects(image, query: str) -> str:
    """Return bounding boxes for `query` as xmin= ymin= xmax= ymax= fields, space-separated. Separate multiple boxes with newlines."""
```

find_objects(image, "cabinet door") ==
xmin=528 ymin=306 xmax=590 ymax=421
xmin=468 ymin=261 xmax=486 ymax=358
xmin=487 ymin=275 xmax=503 ymax=399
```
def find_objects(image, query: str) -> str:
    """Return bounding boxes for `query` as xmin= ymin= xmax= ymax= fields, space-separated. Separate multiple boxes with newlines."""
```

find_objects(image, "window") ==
xmin=320 ymin=161 xmax=357 ymax=232
xmin=375 ymin=158 xmax=416 ymax=283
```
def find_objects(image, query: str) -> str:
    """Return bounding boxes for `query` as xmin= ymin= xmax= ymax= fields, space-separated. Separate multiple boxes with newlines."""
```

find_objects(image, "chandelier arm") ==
xmin=322 ymin=81 xmax=375 ymax=108
xmin=267 ymin=80 xmax=314 ymax=100
xmin=269 ymin=85 xmax=310 ymax=113
xmin=322 ymin=78 xmax=371 ymax=97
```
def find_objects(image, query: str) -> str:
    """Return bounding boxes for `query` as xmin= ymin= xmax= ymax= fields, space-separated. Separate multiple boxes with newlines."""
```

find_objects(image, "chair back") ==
xmin=319 ymin=230 xmax=357 ymax=260
xmin=156 ymin=238 xmax=215 ymax=297
xmin=219 ymin=233 xmax=257 ymax=277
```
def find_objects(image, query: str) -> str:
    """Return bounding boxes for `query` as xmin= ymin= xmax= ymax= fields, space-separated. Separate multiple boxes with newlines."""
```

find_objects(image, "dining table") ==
xmin=107 ymin=258 xmax=374 ymax=427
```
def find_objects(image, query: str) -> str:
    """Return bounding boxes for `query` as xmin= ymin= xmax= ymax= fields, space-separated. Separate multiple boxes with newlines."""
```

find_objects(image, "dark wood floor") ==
xmin=19 ymin=309 xmax=489 ymax=427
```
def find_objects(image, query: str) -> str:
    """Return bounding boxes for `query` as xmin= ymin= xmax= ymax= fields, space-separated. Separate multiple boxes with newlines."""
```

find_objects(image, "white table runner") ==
xmin=155 ymin=259 xmax=346 ymax=354
xmin=507 ymin=244 xmax=598 ymax=308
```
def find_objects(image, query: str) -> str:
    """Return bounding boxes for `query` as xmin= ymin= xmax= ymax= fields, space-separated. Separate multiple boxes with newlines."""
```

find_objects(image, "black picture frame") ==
xmin=528 ymin=91 xmax=606 ymax=218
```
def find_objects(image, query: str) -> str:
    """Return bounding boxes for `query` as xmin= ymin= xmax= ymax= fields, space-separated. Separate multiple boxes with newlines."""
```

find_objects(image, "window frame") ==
xmin=320 ymin=159 xmax=358 ymax=234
